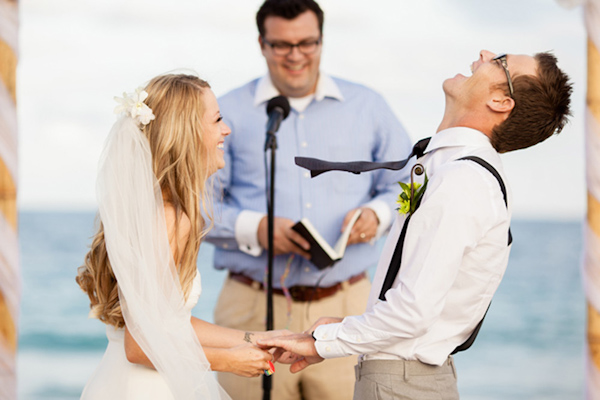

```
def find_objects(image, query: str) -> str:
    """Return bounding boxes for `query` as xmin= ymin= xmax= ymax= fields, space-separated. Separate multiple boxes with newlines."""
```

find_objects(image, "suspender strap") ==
xmin=452 ymin=156 xmax=511 ymax=354
xmin=451 ymin=305 xmax=489 ymax=354
xmin=458 ymin=156 xmax=512 ymax=245
xmin=378 ymin=193 xmax=425 ymax=301
xmin=378 ymin=213 xmax=412 ymax=301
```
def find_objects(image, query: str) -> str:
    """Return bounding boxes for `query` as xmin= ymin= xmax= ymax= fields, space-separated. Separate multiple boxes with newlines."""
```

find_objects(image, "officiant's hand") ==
xmin=258 ymin=216 xmax=310 ymax=259
xmin=344 ymin=207 xmax=378 ymax=245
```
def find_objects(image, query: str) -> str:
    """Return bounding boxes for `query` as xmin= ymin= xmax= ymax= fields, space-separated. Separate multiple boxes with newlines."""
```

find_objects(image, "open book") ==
xmin=292 ymin=209 xmax=362 ymax=270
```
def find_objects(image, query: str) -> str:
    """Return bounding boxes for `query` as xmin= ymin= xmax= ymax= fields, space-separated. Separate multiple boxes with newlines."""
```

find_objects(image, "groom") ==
xmin=260 ymin=50 xmax=572 ymax=399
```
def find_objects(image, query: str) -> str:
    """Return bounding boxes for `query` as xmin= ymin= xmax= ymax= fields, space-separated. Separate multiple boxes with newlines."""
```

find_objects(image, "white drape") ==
xmin=0 ymin=0 xmax=18 ymax=55
xmin=0 ymin=1 xmax=19 ymax=399
xmin=556 ymin=0 xmax=600 ymax=398
xmin=582 ymin=2 xmax=600 ymax=399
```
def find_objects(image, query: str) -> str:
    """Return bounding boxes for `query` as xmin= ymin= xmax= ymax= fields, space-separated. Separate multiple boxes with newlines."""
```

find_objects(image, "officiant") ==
xmin=204 ymin=0 xmax=412 ymax=398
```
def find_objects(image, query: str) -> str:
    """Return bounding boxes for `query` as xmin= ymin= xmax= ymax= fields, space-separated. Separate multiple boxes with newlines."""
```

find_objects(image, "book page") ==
xmin=296 ymin=217 xmax=337 ymax=258
xmin=333 ymin=209 xmax=363 ymax=256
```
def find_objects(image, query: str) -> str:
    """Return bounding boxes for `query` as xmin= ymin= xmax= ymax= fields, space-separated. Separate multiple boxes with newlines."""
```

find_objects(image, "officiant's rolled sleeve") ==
xmin=363 ymin=199 xmax=393 ymax=240
xmin=235 ymin=210 xmax=264 ymax=257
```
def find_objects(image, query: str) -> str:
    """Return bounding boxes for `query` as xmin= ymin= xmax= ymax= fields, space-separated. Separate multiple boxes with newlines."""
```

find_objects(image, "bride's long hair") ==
xmin=76 ymin=74 xmax=214 ymax=328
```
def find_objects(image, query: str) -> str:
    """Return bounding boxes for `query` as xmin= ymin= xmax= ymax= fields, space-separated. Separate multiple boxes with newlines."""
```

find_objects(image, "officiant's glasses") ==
xmin=262 ymin=37 xmax=322 ymax=56
xmin=493 ymin=54 xmax=514 ymax=98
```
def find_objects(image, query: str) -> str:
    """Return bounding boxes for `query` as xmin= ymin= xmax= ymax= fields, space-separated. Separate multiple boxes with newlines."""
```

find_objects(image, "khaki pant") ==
xmin=353 ymin=358 xmax=459 ymax=400
xmin=214 ymin=274 xmax=371 ymax=400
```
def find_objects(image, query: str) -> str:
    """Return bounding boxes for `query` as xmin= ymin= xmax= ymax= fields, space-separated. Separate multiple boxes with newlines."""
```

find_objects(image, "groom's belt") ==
xmin=228 ymin=271 xmax=367 ymax=302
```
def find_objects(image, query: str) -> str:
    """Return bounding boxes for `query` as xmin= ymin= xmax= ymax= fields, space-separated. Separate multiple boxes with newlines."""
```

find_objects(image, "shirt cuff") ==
xmin=313 ymin=323 xmax=348 ymax=359
xmin=363 ymin=199 xmax=393 ymax=240
xmin=234 ymin=210 xmax=265 ymax=257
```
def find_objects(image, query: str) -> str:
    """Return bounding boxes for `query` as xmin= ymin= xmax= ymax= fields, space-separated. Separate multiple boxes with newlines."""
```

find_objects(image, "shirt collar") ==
xmin=253 ymin=72 xmax=344 ymax=107
xmin=425 ymin=127 xmax=494 ymax=154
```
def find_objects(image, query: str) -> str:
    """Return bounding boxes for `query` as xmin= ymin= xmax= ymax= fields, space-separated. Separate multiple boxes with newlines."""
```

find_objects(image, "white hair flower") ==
xmin=114 ymin=87 xmax=155 ymax=126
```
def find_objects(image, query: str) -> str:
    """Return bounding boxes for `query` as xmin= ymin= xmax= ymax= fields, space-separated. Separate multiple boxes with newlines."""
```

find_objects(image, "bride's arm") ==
xmin=190 ymin=317 xmax=289 ymax=348
xmin=124 ymin=204 xmax=274 ymax=377
xmin=124 ymin=327 xmax=271 ymax=377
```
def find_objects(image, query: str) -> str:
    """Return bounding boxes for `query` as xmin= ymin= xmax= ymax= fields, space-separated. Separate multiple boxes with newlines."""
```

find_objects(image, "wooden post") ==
xmin=0 ymin=0 xmax=19 ymax=398
xmin=587 ymin=36 xmax=600 ymax=392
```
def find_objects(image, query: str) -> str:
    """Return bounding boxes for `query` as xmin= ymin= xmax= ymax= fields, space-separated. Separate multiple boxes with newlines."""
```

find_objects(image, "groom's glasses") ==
xmin=493 ymin=54 xmax=514 ymax=98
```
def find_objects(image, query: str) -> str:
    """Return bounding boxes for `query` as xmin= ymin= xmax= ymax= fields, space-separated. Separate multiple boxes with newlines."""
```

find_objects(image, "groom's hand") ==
xmin=251 ymin=329 xmax=302 ymax=364
xmin=305 ymin=316 xmax=343 ymax=335
xmin=251 ymin=329 xmax=293 ymax=345
xmin=257 ymin=332 xmax=324 ymax=373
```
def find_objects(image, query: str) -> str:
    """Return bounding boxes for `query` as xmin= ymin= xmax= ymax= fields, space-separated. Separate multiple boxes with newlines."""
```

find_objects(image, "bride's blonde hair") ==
xmin=76 ymin=74 xmax=214 ymax=328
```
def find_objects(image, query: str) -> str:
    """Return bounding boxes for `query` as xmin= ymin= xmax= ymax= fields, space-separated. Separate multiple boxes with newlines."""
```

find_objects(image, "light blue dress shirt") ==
xmin=206 ymin=74 xmax=412 ymax=288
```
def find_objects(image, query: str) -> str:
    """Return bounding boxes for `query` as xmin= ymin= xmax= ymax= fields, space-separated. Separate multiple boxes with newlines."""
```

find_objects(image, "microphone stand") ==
xmin=263 ymin=131 xmax=277 ymax=400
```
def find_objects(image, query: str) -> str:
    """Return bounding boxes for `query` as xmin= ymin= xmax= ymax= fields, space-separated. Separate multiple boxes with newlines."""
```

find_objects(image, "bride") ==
xmin=76 ymin=74 xmax=278 ymax=399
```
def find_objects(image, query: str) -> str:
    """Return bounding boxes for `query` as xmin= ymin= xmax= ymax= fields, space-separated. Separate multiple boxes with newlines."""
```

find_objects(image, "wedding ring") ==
xmin=360 ymin=232 xmax=366 ymax=239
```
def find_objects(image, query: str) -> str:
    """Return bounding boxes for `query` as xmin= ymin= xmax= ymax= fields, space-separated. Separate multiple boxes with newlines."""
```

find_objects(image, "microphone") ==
xmin=266 ymin=95 xmax=291 ymax=136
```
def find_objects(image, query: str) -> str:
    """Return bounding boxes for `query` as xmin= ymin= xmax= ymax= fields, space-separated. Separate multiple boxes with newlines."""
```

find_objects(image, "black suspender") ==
xmin=378 ymin=155 xmax=512 ymax=355
xmin=459 ymin=156 xmax=512 ymax=246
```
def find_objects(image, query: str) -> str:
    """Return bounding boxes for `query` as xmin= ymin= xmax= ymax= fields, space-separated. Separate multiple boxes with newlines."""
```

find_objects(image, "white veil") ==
xmin=97 ymin=114 xmax=230 ymax=399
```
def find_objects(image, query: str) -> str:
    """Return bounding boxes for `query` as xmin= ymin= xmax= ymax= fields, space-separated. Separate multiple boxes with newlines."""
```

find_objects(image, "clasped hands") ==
xmin=258 ymin=317 xmax=342 ymax=373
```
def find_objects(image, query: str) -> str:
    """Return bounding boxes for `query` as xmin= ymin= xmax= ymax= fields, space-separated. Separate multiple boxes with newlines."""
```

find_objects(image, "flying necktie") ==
xmin=295 ymin=137 xmax=431 ymax=177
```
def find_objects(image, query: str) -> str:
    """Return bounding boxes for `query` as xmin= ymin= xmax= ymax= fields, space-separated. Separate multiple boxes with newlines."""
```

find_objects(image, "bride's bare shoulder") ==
xmin=163 ymin=202 xmax=191 ymax=244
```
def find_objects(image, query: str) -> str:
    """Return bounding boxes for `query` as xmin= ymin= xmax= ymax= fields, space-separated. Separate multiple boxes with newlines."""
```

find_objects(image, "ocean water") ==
xmin=16 ymin=211 xmax=585 ymax=399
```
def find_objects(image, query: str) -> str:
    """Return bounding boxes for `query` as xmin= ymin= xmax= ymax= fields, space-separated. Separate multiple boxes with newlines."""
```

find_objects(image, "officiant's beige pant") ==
xmin=214 ymin=275 xmax=371 ymax=400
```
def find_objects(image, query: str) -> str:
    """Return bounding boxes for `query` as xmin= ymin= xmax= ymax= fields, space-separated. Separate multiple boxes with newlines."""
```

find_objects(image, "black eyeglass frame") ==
xmin=493 ymin=54 xmax=514 ymax=98
xmin=261 ymin=37 xmax=322 ymax=56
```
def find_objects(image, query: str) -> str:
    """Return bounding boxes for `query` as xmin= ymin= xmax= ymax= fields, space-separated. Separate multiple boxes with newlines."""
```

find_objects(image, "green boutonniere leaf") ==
xmin=395 ymin=171 xmax=428 ymax=215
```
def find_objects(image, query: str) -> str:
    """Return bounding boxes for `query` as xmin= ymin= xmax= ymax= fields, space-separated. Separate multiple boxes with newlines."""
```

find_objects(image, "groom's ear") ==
xmin=487 ymin=92 xmax=514 ymax=114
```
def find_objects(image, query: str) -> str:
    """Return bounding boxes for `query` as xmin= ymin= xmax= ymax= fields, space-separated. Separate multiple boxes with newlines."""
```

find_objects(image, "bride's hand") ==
xmin=223 ymin=343 xmax=273 ymax=378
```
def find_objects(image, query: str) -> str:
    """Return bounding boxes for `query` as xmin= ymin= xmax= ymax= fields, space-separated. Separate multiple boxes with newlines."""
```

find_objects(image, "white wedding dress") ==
xmin=81 ymin=271 xmax=202 ymax=400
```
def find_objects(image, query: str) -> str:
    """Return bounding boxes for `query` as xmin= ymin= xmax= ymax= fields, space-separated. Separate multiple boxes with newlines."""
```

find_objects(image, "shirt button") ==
xmin=304 ymin=172 xmax=310 ymax=178
xmin=223 ymin=243 xmax=229 ymax=249
xmin=306 ymin=203 xmax=312 ymax=209
xmin=304 ymin=267 xmax=310 ymax=272
xmin=301 ymin=142 xmax=308 ymax=148
xmin=326 ymin=346 xmax=331 ymax=352
xmin=323 ymin=334 xmax=328 ymax=339
xmin=299 ymin=114 xmax=305 ymax=119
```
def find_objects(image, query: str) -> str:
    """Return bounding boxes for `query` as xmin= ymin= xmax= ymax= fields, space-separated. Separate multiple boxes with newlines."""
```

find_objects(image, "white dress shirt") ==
xmin=314 ymin=127 xmax=513 ymax=366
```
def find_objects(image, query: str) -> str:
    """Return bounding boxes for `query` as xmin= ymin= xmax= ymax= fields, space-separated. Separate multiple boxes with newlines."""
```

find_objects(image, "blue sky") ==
xmin=17 ymin=0 xmax=587 ymax=219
